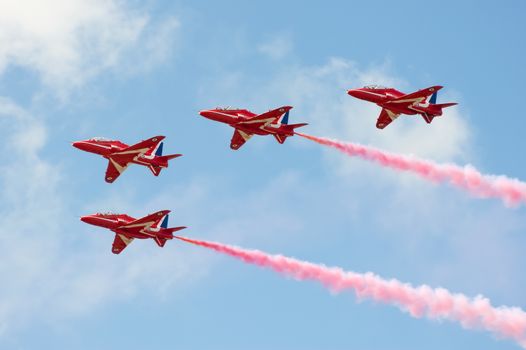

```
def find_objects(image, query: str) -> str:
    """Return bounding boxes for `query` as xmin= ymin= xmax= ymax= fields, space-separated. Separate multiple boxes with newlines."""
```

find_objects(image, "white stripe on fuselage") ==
xmin=77 ymin=142 xmax=113 ymax=150
xmin=359 ymin=90 xmax=387 ymax=98
xmin=388 ymin=97 xmax=425 ymax=104
xmin=209 ymin=111 xmax=241 ymax=119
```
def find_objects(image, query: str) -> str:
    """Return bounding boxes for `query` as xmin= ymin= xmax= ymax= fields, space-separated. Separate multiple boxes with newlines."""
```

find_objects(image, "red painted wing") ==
xmin=376 ymin=108 xmax=400 ymax=129
xmin=230 ymin=129 xmax=253 ymax=150
xmin=112 ymin=234 xmax=134 ymax=254
xmin=120 ymin=210 xmax=170 ymax=230
xmin=236 ymin=106 xmax=292 ymax=128
xmin=105 ymin=156 xmax=131 ymax=183
xmin=386 ymin=86 xmax=442 ymax=106
xmin=116 ymin=136 xmax=165 ymax=154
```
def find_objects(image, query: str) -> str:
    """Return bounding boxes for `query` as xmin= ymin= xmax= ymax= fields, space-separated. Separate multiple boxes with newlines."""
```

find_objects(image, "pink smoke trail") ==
xmin=296 ymin=132 xmax=526 ymax=207
xmin=176 ymin=235 xmax=526 ymax=348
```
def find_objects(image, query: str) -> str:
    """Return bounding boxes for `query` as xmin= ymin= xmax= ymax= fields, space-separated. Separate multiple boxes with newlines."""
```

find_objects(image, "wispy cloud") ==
xmin=257 ymin=34 xmax=293 ymax=60
xmin=0 ymin=0 xmax=180 ymax=98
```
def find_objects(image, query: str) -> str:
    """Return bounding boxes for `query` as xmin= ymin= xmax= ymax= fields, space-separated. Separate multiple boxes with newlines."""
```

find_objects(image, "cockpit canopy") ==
xmin=96 ymin=211 xmax=118 ymax=216
xmin=215 ymin=106 xmax=239 ymax=110
xmin=363 ymin=85 xmax=388 ymax=90
xmin=89 ymin=137 xmax=114 ymax=142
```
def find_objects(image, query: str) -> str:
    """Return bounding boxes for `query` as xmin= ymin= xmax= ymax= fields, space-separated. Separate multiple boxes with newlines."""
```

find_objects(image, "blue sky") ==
xmin=0 ymin=0 xmax=525 ymax=349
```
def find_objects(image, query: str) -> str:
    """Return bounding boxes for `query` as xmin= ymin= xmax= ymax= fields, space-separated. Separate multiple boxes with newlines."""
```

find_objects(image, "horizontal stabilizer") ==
xmin=151 ymin=154 xmax=182 ymax=170
xmin=288 ymin=123 xmax=308 ymax=129
xmin=165 ymin=226 xmax=187 ymax=235
xmin=434 ymin=102 xmax=457 ymax=108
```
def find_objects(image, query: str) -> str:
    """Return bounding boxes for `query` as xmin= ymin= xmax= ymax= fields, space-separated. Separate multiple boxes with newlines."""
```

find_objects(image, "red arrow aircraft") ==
xmin=199 ymin=106 xmax=307 ymax=150
xmin=73 ymin=136 xmax=181 ymax=183
xmin=347 ymin=85 xmax=457 ymax=129
xmin=81 ymin=210 xmax=186 ymax=254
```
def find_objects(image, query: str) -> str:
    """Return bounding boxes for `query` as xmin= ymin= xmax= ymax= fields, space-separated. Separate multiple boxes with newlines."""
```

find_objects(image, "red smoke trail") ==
xmin=176 ymin=235 xmax=526 ymax=348
xmin=296 ymin=133 xmax=526 ymax=207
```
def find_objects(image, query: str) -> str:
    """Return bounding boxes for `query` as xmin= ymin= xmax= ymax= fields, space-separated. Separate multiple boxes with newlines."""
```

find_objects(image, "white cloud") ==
xmin=0 ymin=0 xmax=179 ymax=97
xmin=257 ymin=34 xmax=293 ymax=60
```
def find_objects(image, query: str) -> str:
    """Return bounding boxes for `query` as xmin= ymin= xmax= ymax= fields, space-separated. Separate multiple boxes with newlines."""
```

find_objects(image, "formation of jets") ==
xmin=77 ymin=86 xmax=457 ymax=253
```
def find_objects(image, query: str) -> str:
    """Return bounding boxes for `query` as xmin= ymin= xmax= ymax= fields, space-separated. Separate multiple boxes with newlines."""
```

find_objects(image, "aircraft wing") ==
xmin=112 ymin=234 xmax=134 ymax=254
xmin=385 ymin=86 xmax=443 ymax=106
xmin=376 ymin=108 xmax=400 ymax=129
xmin=120 ymin=210 xmax=170 ymax=230
xmin=113 ymin=136 xmax=165 ymax=157
xmin=230 ymin=129 xmax=253 ymax=150
xmin=105 ymin=155 xmax=131 ymax=183
xmin=236 ymin=106 xmax=292 ymax=129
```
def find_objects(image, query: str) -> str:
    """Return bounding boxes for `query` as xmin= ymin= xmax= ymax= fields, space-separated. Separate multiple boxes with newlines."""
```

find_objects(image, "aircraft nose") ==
xmin=347 ymin=88 xmax=361 ymax=98
xmin=199 ymin=110 xmax=214 ymax=119
xmin=80 ymin=215 xmax=97 ymax=225
xmin=72 ymin=140 xmax=90 ymax=151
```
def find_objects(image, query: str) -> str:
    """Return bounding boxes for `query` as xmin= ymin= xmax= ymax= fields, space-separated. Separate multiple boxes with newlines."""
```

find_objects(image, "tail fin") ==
xmin=429 ymin=91 xmax=437 ymax=104
xmin=161 ymin=214 xmax=169 ymax=228
xmin=429 ymin=91 xmax=457 ymax=109
xmin=155 ymin=142 xmax=164 ymax=156
xmin=281 ymin=110 xmax=290 ymax=125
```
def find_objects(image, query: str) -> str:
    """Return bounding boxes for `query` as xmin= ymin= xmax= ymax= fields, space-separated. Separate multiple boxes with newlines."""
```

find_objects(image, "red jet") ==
xmin=72 ymin=136 xmax=181 ymax=183
xmin=199 ymin=106 xmax=307 ymax=150
xmin=81 ymin=210 xmax=186 ymax=254
xmin=347 ymin=85 xmax=457 ymax=129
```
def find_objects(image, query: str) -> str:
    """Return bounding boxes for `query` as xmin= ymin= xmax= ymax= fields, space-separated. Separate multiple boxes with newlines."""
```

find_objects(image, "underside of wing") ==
xmin=112 ymin=234 xmax=134 ymax=254
xmin=230 ymin=129 xmax=253 ymax=150
xmin=105 ymin=156 xmax=130 ymax=183
xmin=376 ymin=108 xmax=400 ymax=129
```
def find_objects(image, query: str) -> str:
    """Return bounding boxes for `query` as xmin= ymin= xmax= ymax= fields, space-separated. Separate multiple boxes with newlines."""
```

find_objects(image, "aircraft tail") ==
xmin=435 ymin=102 xmax=457 ymax=109
xmin=429 ymin=91 xmax=457 ymax=109
xmin=429 ymin=91 xmax=438 ymax=104
xmin=154 ymin=215 xmax=186 ymax=247
xmin=424 ymin=90 xmax=457 ymax=123
xmin=274 ymin=123 xmax=308 ymax=144
xmin=281 ymin=110 xmax=290 ymax=124
xmin=149 ymin=154 xmax=182 ymax=175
